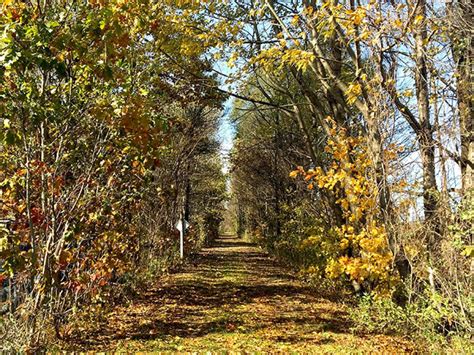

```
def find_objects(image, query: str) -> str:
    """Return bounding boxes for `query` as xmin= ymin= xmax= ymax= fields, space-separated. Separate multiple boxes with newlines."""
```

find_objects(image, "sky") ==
xmin=217 ymin=98 xmax=235 ymax=174
xmin=213 ymin=56 xmax=237 ymax=175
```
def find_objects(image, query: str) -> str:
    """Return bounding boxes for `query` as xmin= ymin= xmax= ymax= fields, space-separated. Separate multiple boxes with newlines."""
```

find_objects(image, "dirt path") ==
xmin=64 ymin=235 xmax=415 ymax=352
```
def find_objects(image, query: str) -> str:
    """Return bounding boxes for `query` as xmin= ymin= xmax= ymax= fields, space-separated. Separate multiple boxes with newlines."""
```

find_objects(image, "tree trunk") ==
xmin=414 ymin=0 xmax=439 ymax=226
xmin=448 ymin=1 xmax=474 ymax=193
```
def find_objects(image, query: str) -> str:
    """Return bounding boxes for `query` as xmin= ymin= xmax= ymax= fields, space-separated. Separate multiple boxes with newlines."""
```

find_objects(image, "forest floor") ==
xmin=62 ymin=235 xmax=418 ymax=352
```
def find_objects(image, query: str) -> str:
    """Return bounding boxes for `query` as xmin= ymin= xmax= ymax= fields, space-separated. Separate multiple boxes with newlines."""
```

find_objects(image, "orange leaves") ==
xmin=0 ymin=1 xmax=229 ymax=336
xmin=58 ymin=250 xmax=74 ymax=269
xmin=304 ymin=172 xmax=313 ymax=181
xmin=345 ymin=7 xmax=367 ymax=26
xmin=289 ymin=165 xmax=304 ymax=179
xmin=1 ymin=0 xmax=24 ymax=20
xmin=16 ymin=168 xmax=27 ymax=176
xmin=87 ymin=0 xmax=107 ymax=8
xmin=31 ymin=207 xmax=44 ymax=226
xmin=90 ymin=269 xmax=111 ymax=287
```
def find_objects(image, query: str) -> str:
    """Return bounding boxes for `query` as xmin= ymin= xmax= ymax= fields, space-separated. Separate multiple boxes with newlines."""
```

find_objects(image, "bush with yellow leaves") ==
xmin=291 ymin=119 xmax=397 ymax=294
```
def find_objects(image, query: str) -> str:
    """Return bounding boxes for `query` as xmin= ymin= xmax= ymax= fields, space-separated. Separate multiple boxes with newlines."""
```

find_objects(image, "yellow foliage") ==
xmin=289 ymin=170 xmax=299 ymax=178
xmin=250 ymin=46 xmax=315 ymax=72
xmin=345 ymin=82 xmax=362 ymax=105
xmin=293 ymin=118 xmax=397 ymax=292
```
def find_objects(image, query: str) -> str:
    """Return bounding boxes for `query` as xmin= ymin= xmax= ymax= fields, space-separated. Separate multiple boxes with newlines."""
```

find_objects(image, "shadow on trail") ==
xmin=148 ymin=283 xmax=311 ymax=308
xmin=65 ymin=235 xmax=353 ymax=349
xmin=210 ymin=238 xmax=257 ymax=249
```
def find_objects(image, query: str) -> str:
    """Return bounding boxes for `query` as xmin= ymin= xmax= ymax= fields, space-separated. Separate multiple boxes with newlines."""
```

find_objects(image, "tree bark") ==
xmin=448 ymin=1 xmax=474 ymax=193
xmin=414 ymin=0 xmax=439 ymax=228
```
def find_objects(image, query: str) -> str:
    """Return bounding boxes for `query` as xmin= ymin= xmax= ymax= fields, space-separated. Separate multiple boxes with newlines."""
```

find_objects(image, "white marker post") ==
xmin=175 ymin=216 xmax=188 ymax=259
xmin=180 ymin=216 xmax=184 ymax=259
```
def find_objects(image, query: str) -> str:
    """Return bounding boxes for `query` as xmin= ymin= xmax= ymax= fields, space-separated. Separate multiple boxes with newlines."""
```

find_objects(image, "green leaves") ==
xmin=1 ymin=118 xmax=19 ymax=145
xmin=45 ymin=20 xmax=61 ymax=31
xmin=4 ymin=129 xmax=17 ymax=145
xmin=461 ymin=245 xmax=474 ymax=258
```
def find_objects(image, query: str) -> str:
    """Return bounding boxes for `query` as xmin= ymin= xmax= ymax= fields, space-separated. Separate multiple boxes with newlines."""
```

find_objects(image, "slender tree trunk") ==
xmin=184 ymin=173 xmax=191 ymax=223
xmin=273 ymin=112 xmax=282 ymax=239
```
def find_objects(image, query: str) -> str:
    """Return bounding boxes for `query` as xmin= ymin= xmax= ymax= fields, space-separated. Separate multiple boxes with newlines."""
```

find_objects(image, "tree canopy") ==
xmin=0 ymin=0 xmax=472 ymax=351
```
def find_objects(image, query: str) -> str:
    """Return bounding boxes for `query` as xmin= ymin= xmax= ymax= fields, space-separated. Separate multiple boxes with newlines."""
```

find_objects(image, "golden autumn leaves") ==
xmin=0 ymin=0 xmax=227 ymax=327
xmin=290 ymin=118 xmax=396 ymax=294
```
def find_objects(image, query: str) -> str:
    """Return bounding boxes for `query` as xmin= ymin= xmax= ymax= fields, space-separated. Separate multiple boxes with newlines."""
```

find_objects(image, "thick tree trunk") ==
xmin=418 ymin=134 xmax=438 ymax=222
xmin=458 ymin=63 xmax=474 ymax=193
xmin=414 ymin=0 xmax=439 ymax=225
xmin=446 ymin=0 xmax=473 ymax=194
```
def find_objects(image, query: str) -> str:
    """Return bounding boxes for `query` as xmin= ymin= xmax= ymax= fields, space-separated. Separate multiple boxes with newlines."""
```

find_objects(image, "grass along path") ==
xmin=63 ymin=235 xmax=417 ymax=352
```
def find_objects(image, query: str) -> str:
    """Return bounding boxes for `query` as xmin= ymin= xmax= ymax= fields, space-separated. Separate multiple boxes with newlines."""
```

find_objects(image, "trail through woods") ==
xmin=62 ymin=236 xmax=417 ymax=352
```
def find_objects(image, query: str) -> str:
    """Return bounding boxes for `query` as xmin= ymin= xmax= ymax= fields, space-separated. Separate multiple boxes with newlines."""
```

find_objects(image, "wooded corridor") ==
xmin=0 ymin=0 xmax=472 ymax=352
